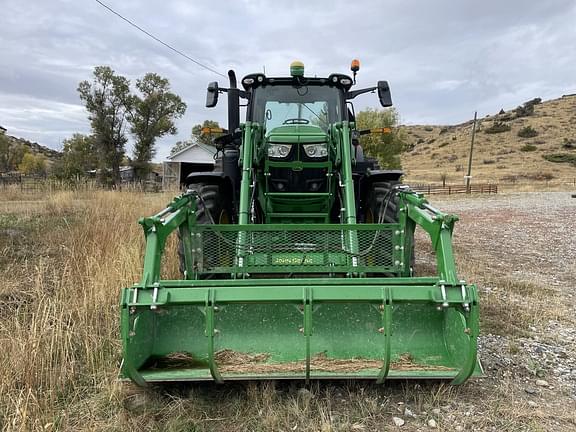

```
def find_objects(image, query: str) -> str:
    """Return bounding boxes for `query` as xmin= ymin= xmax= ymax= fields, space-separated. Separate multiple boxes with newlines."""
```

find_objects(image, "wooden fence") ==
xmin=410 ymin=183 xmax=498 ymax=195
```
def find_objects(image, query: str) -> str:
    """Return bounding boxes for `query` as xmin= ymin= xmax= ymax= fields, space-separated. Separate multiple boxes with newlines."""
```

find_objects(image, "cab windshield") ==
xmin=251 ymin=84 xmax=343 ymax=133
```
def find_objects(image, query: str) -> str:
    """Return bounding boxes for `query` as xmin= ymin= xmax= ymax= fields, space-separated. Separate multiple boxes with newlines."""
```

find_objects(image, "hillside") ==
xmin=3 ymin=134 xmax=62 ymax=162
xmin=401 ymin=94 xmax=576 ymax=184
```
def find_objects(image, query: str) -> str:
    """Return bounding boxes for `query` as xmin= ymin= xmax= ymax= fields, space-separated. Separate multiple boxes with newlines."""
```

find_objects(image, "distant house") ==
xmin=163 ymin=142 xmax=217 ymax=190
xmin=0 ymin=126 xmax=6 ymax=134
xmin=119 ymin=166 xmax=161 ymax=183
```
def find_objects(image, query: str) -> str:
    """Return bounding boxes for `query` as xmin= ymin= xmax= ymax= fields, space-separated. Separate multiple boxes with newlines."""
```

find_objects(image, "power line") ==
xmin=93 ymin=0 xmax=226 ymax=78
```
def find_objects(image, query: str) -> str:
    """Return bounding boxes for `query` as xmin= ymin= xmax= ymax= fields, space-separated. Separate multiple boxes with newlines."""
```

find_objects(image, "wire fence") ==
xmin=2 ymin=174 xmax=574 ymax=197
xmin=0 ymin=174 xmax=162 ymax=193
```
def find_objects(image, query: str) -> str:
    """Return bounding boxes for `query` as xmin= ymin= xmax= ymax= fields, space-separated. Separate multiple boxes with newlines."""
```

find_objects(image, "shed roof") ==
xmin=168 ymin=142 xmax=217 ymax=164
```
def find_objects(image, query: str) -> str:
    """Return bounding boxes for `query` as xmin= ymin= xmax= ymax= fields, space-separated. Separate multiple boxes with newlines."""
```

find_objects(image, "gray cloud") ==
xmin=1 ymin=0 xmax=575 ymax=160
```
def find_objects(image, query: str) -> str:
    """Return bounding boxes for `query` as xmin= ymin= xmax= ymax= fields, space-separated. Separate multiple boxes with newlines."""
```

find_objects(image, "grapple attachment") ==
xmin=120 ymin=192 xmax=481 ymax=385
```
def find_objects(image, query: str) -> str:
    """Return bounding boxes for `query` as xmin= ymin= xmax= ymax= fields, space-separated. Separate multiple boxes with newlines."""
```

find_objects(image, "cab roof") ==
xmin=240 ymin=73 xmax=354 ymax=92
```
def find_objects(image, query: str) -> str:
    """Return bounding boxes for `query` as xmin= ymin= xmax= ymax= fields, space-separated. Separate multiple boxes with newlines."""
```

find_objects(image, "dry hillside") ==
xmin=2 ymin=134 xmax=61 ymax=163
xmin=401 ymin=95 xmax=576 ymax=184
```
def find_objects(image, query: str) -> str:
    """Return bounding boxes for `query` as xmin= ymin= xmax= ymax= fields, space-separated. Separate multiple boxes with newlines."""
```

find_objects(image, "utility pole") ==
xmin=465 ymin=111 xmax=477 ymax=193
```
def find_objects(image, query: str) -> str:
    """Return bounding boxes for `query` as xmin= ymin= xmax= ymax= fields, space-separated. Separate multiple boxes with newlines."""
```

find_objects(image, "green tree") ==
xmin=78 ymin=66 xmax=131 ymax=186
xmin=52 ymin=134 xmax=97 ymax=179
xmin=170 ymin=120 xmax=223 ymax=156
xmin=192 ymin=120 xmax=223 ymax=146
xmin=170 ymin=140 xmax=191 ymax=156
xmin=356 ymin=108 xmax=407 ymax=169
xmin=128 ymin=73 xmax=186 ymax=181
xmin=18 ymin=153 xmax=46 ymax=175
xmin=0 ymin=135 xmax=28 ymax=172
xmin=0 ymin=134 xmax=11 ymax=172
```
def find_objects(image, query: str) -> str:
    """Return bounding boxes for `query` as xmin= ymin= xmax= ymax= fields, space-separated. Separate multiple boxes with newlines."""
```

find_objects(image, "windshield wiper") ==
xmin=301 ymin=103 xmax=323 ymax=122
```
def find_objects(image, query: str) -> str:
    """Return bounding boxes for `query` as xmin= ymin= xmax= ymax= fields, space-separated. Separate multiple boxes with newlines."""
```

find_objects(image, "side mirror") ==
xmin=377 ymin=81 xmax=392 ymax=107
xmin=206 ymin=81 xmax=219 ymax=108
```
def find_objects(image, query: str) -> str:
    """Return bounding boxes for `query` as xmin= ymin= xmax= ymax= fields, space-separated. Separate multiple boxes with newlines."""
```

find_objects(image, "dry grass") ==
xmin=1 ymin=189 xmax=575 ymax=431
xmin=0 ymin=189 xmax=171 ymax=430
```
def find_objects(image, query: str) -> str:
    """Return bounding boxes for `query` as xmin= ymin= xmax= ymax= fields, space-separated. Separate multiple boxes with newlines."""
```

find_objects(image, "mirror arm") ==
xmin=218 ymin=88 xmax=248 ymax=99
xmin=345 ymin=86 xmax=377 ymax=100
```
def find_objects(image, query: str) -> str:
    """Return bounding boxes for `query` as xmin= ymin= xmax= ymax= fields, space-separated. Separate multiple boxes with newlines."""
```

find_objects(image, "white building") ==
xmin=163 ymin=142 xmax=217 ymax=190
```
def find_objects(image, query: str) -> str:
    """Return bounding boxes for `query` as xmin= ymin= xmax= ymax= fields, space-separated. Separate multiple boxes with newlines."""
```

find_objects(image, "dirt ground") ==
xmin=1 ymin=190 xmax=575 ymax=431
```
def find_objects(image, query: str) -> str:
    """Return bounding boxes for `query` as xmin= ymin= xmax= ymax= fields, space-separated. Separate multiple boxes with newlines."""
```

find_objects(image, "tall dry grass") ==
xmin=0 ymin=190 xmax=170 ymax=430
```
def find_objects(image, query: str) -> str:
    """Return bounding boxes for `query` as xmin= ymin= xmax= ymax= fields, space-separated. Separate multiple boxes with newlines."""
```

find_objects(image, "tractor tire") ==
xmin=365 ymin=181 xmax=401 ymax=224
xmin=365 ymin=181 xmax=415 ymax=274
xmin=177 ymin=183 xmax=232 ymax=277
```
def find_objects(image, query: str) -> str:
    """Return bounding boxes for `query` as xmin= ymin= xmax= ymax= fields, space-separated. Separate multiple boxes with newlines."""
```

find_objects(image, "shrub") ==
xmin=562 ymin=138 xmax=576 ymax=149
xmin=483 ymin=159 xmax=496 ymax=164
xmin=501 ymin=172 xmax=554 ymax=181
xmin=497 ymin=148 xmax=514 ymax=155
xmin=543 ymin=153 xmax=576 ymax=166
xmin=485 ymin=121 xmax=511 ymax=134
xmin=520 ymin=144 xmax=537 ymax=152
xmin=438 ymin=142 xmax=448 ymax=148
xmin=515 ymin=98 xmax=541 ymax=118
xmin=517 ymin=126 xmax=538 ymax=138
xmin=424 ymin=126 xmax=434 ymax=132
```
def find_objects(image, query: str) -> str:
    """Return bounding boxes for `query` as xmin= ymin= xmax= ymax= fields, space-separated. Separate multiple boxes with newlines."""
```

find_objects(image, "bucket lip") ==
xmin=119 ymin=364 xmax=484 ymax=383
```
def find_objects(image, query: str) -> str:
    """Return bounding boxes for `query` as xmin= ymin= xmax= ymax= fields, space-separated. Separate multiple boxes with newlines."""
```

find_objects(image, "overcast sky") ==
xmin=1 ymin=0 xmax=575 ymax=161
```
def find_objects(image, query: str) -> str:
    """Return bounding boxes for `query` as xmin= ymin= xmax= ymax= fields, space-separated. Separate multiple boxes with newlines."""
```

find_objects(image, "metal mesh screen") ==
xmin=189 ymin=224 xmax=402 ymax=275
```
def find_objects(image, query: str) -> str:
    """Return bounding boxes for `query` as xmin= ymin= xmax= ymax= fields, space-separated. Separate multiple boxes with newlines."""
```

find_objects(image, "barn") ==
xmin=162 ymin=142 xmax=217 ymax=190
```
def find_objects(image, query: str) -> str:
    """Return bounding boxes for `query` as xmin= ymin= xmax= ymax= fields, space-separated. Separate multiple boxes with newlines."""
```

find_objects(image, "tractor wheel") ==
xmin=177 ymin=183 xmax=232 ymax=278
xmin=365 ymin=181 xmax=401 ymax=224
xmin=365 ymin=181 xmax=415 ymax=274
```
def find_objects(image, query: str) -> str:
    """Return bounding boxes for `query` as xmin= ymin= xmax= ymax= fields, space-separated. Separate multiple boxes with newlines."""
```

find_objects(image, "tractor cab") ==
xmin=200 ymin=61 xmax=394 ymax=224
xmin=242 ymin=70 xmax=350 ymax=223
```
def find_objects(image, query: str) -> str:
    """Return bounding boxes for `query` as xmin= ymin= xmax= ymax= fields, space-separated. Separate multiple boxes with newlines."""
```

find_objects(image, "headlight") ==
xmin=303 ymin=143 xmax=328 ymax=158
xmin=268 ymin=144 xmax=292 ymax=158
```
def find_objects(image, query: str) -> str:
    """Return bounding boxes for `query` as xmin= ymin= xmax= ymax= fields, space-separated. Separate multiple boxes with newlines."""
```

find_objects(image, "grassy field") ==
xmin=1 ymin=188 xmax=575 ymax=431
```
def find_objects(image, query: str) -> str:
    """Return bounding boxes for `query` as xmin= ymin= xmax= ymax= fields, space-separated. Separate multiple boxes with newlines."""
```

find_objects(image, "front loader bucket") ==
xmin=121 ymin=278 xmax=481 ymax=385
xmin=121 ymin=192 xmax=482 ymax=386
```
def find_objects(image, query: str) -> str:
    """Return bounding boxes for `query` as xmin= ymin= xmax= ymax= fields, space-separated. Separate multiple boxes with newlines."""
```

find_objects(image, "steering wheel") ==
xmin=283 ymin=118 xmax=310 ymax=125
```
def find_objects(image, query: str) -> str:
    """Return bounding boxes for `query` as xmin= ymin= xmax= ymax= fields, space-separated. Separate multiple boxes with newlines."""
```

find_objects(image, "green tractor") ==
xmin=120 ymin=61 xmax=481 ymax=385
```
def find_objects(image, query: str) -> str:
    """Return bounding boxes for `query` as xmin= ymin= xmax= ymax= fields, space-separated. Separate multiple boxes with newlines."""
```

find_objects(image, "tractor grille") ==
xmin=189 ymin=224 xmax=403 ymax=275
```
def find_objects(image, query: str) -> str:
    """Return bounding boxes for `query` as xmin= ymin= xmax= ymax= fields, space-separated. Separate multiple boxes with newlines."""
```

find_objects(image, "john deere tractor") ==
xmin=120 ymin=61 xmax=481 ymax=385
